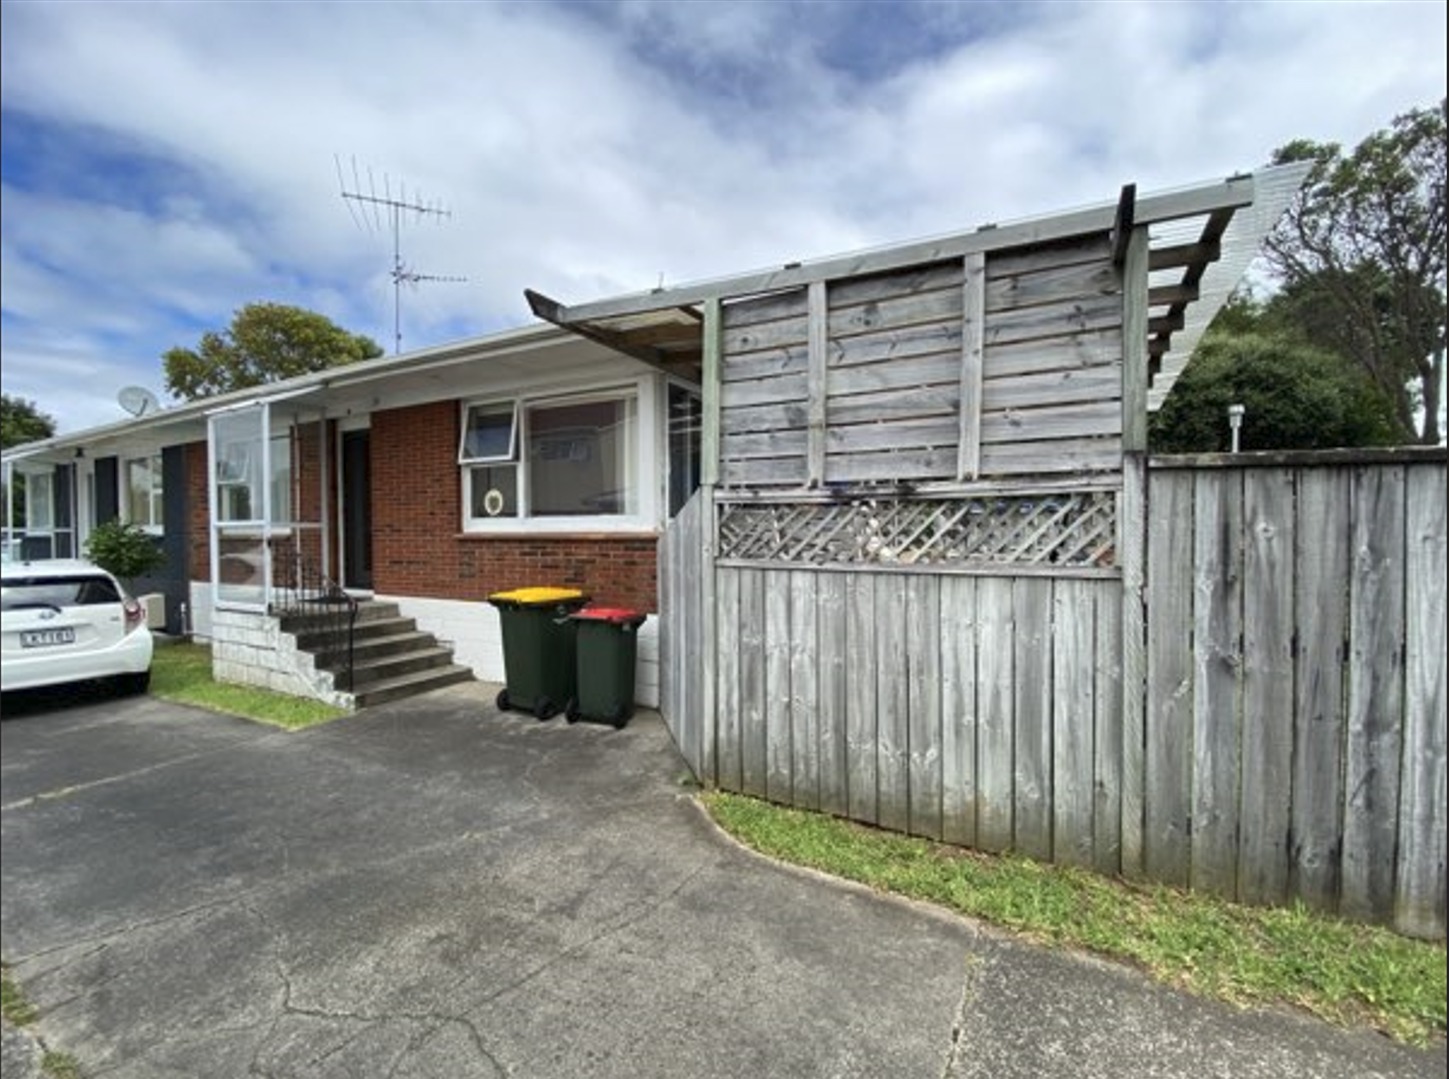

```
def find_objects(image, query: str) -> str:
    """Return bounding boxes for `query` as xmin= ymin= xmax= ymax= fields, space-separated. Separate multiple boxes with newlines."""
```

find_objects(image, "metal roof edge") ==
xmin=2 ymin=322 xmax=572 ymax=461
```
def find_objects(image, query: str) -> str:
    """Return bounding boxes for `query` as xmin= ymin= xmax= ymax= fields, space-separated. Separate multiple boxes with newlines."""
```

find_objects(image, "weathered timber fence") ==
xmin=659 ymin=451 xmax=1447 ymax=939
xmin=1145 ymin=450 xmax=1445 ymax=939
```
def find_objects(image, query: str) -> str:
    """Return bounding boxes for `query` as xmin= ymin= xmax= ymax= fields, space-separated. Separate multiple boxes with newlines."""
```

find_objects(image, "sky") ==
xmin=1 ymin=0 xmax=1445 ymax=435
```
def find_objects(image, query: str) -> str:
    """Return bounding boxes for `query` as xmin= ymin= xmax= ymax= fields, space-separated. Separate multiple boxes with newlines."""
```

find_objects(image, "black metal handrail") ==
xmin=271 ymin=537 xmax=359 ymax=692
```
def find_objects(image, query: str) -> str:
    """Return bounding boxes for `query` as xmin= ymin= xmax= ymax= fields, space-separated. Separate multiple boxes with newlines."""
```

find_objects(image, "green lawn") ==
xmin=150 ymin=641 xmax=348 ymax=730
xmin=702 ymin=791 xmax=1447 ymax=1047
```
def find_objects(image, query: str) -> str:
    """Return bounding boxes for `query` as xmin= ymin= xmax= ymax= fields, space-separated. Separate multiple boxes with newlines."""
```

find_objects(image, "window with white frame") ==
xmin=125 ymin=455 xmax=164 ymax=531
xmin=459 ymin=389 xmax=642 ymax=527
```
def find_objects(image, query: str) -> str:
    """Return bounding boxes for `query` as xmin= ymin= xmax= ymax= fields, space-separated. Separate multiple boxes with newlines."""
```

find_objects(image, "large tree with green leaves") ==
xmin=1150 ymin=320 xmax=1400 ymax=454
xmin=164 ymin=302 xmax=383 ymax=401
xmin=1 ymin=393 xmax=57 ymax=450
xmin=1266 ymin=99 xmax=1447 ymax=443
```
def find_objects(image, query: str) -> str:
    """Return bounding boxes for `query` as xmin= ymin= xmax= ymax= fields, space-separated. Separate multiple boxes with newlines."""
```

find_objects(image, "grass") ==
xmin=40 ymin=1051 xmax=83 ymax=1079
xmin=701 ymin=791 xmax=1447 ymax=1047
xmin=2 ymin=961 xmax=38 ymax=1026
xmin=150 ymin=641 xmax=348 ymax=730
xmin=3 ymin=961 xmax=84 ymax=1077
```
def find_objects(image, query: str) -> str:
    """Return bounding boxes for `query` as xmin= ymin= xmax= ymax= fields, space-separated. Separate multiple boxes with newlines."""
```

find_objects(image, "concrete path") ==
xmin=1 ymin=682 xmax=1441 ymax=1078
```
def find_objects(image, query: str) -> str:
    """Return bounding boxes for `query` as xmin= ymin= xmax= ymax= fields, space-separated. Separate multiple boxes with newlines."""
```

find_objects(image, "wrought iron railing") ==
xmin=270 ymin=536 xmax=359 ymax=692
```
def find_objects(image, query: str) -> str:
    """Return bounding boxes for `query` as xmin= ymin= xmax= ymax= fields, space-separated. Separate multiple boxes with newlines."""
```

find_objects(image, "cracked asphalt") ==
xmin=2 ymin=683 xmax=1443 ymax=1078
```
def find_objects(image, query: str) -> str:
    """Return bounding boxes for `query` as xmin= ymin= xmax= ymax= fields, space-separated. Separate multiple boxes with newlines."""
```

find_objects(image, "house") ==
xmin=8 ymin=159 xmax=1442 ymax=939
xmin=2 ymin=164 xmax=1296 ymax=715
xmin=2 ymin=324 xmax=701 ymax=707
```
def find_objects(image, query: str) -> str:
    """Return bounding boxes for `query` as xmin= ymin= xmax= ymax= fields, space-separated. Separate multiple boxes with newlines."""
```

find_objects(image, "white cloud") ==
xmin=1 ymin=0 xmax=1444 ymax=432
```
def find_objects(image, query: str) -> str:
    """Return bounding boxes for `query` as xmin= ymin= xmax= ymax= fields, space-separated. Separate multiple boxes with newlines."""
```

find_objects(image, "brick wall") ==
xmin=185 ymin=441 xmax=209 ymax=580
xmin=370 ymin=401 xmax=659 ymax=612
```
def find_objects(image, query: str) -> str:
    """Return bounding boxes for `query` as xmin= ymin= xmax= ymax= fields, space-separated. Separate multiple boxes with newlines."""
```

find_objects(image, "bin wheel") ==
xmin=565 ymin=700 xmax=580 ymax=724
xmin=535 ymin=697 xmax=558 ymax=721
xmin=610 ymin=705 xmax=632 ymax=730
xmin=496 ymin=688 xmax=511 ymax=712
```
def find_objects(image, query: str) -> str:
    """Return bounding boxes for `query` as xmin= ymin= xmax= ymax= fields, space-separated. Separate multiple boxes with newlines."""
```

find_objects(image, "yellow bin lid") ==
xmin=489 ymin=586 xmax=585 ymax=606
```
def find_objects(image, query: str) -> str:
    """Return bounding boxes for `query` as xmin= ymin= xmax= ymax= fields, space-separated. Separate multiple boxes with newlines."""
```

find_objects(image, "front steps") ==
xmin=282 ymin=600 xmax=473 ymax=708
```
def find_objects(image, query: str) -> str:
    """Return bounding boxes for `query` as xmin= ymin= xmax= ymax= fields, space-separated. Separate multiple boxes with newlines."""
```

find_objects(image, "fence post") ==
xmin=1119 ymin=225 xmax=1150 ymax=878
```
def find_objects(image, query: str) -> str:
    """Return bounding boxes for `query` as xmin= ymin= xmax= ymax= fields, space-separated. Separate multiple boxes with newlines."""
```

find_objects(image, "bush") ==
xmin=84 ymin=519 xmax=166 ymax=590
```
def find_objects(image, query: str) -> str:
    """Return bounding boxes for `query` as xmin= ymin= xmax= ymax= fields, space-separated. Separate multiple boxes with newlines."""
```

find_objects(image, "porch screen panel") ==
xmin=210 ymin=405 xmax=269 ymax=609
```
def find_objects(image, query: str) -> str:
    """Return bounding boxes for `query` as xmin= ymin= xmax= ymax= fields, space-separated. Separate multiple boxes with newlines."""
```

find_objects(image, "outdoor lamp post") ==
xmin=1228 ymin=403 xmax=1246 ymax=453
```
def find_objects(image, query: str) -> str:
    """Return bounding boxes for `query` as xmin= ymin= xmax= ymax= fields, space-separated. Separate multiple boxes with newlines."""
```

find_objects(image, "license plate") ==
xmin=20 ymin=628 xmax=76 ymax=648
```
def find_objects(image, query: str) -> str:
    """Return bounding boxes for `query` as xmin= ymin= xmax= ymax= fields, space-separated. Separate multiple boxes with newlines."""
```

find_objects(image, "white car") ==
xmin=1 ymin=559 xmax=154 ymax=695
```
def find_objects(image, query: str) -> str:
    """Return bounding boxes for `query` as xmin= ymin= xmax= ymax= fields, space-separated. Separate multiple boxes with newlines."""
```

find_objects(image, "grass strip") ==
xmin=150 ymin=642 xmax=347 ymax=730
xmin=701 ymin=791 xmax=1446 ymax=1047
xmin=2 ymin=961 xmax=38 ymax=1026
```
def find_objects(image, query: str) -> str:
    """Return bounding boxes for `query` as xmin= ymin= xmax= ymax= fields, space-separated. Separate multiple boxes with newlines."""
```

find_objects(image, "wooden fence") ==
xmin=1145 ymin=452 xmax=1445 ymax=939
xmin=659 ymin=451 xmax=1447 ymax=939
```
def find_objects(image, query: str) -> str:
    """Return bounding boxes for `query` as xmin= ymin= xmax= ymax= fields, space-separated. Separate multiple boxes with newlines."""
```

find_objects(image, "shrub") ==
xmin=84 ymin=519 xmax=166 ymax=591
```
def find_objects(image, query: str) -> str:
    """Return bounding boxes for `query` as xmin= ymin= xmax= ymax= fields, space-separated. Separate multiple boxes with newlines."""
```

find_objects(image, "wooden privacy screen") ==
xmin=717 ymin=234 xmax=1124 ymax=491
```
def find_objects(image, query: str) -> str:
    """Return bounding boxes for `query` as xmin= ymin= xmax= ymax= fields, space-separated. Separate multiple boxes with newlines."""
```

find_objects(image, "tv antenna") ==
xmin=337 ymin=156 xmax=466 ymax=353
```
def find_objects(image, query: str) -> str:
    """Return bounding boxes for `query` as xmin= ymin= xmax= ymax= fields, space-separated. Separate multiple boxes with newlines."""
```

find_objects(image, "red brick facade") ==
xmin=369 ymin=401 xmax=659 ymax=612
xmin=185 ymin=441 xmax=209 ymax=581
xmin=175 ymin=402 xmax=660 ymax=612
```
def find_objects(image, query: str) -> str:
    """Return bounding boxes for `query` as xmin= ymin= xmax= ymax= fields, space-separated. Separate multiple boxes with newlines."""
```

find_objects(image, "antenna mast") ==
xmin=337 ymin=157 xmax=466 ymax=353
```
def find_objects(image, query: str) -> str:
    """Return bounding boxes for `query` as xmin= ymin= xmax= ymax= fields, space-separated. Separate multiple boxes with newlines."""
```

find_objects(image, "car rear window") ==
xmin=1 ymin=576 xmax=123 ymax=611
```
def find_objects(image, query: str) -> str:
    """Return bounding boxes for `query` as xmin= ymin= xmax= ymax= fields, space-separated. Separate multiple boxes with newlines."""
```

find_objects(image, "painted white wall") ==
xmin=382 ymin=593 xmax=660 ymax=709
xmin=189 ymin=580 xmax=660 ymax=709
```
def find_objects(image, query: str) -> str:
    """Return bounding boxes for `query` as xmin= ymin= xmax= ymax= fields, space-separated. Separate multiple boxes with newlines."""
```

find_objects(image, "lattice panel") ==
xmin=717 ymin=492 xmax=1117 ymax=568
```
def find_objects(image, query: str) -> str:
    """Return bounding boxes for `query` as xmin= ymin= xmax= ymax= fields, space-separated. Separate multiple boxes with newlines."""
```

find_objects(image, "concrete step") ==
xmin=312 ymin=630 xmax=438 ymax=668
xmin=293 ymin=616 xmax=418 ymax=652
xmin=352 ymin=664 xmax=475 ymax=708
xmin=278 ymin=600 xmax=400 ymax=635
xmin=340 ymin=646 xmax=458 ymax=689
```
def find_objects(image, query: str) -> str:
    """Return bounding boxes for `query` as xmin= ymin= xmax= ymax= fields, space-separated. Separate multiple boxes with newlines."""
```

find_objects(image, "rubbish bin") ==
xmin=488 ymin=587 xmax=589 ymax=720
xmin=569 ymin=607 xmax=647 ymax=728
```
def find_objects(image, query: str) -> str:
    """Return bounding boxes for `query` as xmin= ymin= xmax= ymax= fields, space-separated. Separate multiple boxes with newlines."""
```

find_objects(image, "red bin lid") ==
xmin=573 ymin=606 xmax=646 ymax=625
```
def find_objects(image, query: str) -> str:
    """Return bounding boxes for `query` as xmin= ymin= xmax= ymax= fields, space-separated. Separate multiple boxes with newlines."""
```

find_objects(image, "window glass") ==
xmin=667 ymin=384 xmax=702 ymax=517
xmin=526 ymin=398 xmax=636 ymax=516
xmin=468 ymin=465 xmax=518 ymax=518
xmin=270 ymin=432 xmax=292 ymax=525
xmin=26 ymin=473 xmax=53 ymax=530
xmin=126 ymin=456 xmax=163 ymax=529
xmin=213 ymin=409 xmax=263 ymax=523
xmin=1 ymin=575 xmax=121 ymax=610
xmin=460 ymin=405 xmax=517 ymax=462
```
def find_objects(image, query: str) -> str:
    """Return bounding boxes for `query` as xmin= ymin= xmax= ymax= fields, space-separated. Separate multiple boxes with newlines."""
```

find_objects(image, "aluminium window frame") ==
xmin=459 ymin=379 xmax=655 ymax=534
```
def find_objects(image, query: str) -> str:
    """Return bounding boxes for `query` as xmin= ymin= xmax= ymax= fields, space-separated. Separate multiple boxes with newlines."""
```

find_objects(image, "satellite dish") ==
xmin=118 ymin=386 xmax=160 ymax=417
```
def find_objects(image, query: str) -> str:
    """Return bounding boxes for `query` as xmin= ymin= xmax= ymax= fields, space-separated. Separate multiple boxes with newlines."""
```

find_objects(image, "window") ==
xmin=269 ymin=432 xmax=292 ymax=526
xmin=460 ymin=389 xmax=643 ymax=527
xmin=126 ymin=456 xmax=164 ymax=531
xmin=25 ymin=471 xmax=53 ymax=531
xmin=667 ymin=383 xmax=702 ymax=517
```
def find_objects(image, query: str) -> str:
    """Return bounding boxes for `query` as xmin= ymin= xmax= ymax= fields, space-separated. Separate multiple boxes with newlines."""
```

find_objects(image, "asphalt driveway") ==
xmin=1 ymin=683 xmax=1441 ymax=1078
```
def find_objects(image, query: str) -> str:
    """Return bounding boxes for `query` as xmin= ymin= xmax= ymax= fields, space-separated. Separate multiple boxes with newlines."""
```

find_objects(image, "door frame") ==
xmin=336 ymin=419 xmax=373 ymax=593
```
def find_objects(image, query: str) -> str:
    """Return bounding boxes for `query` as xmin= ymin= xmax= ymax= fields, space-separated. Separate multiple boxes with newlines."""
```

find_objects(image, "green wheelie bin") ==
xmin=568 ymin=606 xmax=647 ymax=729
xmin=488 ymin=587 xmax=589 ymax=720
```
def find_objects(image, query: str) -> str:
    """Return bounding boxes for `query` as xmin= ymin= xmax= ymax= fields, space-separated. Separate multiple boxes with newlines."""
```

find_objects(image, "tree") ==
xmin=1266 ymin=100 xmax=1447 ymax=444
xmin=1 ymin=393 xmax=57 ymax=450
xmin=164 ymin=302 xmax=383 ymax=401
xmin=1150 ymin=327 xmax=1400 ymax=454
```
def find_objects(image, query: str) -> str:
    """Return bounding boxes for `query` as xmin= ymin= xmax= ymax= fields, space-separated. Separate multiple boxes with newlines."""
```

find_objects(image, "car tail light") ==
xmin=123 ymin=597 xmax=146 ymax=635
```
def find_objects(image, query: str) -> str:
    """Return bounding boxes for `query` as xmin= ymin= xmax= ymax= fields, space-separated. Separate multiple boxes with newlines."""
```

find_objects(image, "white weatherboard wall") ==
xmin=383 ymin=595 xmax=661 ymax=709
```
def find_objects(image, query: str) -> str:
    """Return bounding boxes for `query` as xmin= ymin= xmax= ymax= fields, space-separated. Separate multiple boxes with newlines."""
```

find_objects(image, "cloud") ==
xmin=1 ymin=0 xmax=1445 ymax=432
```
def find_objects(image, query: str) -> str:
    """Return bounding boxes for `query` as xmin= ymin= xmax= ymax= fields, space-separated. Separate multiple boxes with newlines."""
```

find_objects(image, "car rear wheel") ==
xmin=115 ymin=671 xmax=151 ymax=696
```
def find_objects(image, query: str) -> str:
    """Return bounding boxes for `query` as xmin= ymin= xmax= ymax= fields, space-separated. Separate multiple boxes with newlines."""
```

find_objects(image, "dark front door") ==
xmin=341 ymin=429 xmax=373 ymax=591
